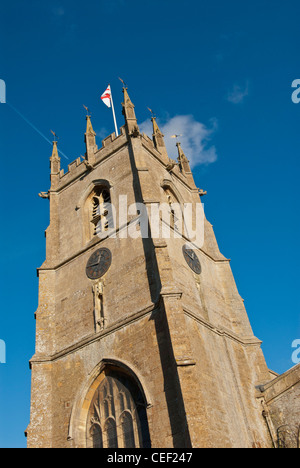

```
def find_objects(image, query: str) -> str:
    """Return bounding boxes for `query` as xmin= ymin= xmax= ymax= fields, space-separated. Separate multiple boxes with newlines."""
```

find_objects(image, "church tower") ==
xmin=27 ymin=86 xmax=276 ymax=448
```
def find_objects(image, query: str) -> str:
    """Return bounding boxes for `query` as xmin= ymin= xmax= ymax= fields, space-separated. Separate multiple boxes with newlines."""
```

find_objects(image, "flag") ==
xmin=100 ymin=83 xmax=119 ymax=137
xmin=101 ymin=85 xmax=112 ymax=108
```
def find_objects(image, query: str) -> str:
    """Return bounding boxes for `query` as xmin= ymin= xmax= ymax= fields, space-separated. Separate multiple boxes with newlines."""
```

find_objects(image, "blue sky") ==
xmin=0 ymin=0 xmax=300 ymax=448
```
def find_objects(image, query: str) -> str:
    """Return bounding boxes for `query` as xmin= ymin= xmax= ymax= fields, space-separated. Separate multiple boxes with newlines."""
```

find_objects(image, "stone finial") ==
xmin=84 ymin=114 xmax=97 ymax=165
xmin=151 ymin=116 xmax=169 ymax=163
xmin=50 ymin=141 xmax=61 ymax=174
xmin=49 ymin=140 xmax=61 ymax=190
xmin=176 ymin=142 xmax=191 ymax=174
xmin=122 ymin=86 xmax=140 ymax=136
xmin=86 ymin=115 xmax=96 ymax=137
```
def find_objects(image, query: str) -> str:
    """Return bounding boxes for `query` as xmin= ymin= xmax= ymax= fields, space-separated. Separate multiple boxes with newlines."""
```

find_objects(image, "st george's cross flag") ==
xmin=101 ymin=85 xmax=112 ymax=108
xmin=100 ymin=84 xmax=119 ymax=136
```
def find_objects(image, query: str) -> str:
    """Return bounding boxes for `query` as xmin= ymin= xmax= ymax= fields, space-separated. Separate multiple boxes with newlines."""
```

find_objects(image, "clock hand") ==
xmin=186 ymin=249 xmax=195 ymax=261
xmin=89 ymin=253 xmax=102 ymax=267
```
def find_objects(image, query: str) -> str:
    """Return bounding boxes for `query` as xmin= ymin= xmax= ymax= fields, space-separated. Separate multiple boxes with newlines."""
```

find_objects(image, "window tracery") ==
xmin=86 ymin=369 xmax=151 ymax=448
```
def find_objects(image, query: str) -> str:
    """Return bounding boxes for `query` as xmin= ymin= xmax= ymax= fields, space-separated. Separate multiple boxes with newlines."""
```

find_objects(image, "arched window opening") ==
xmin=105 ymin=418 xmax=118 ymax=448
xmin=121 ymin=412 xmax=135 ymax=448
xmin=90 ymin=187 xmax=112 ymax=238
xmin=164 ymin=187 xmax=182 ymax=233
xmin=119 ymin=391 xmax=125 ymax=413
xmin=86 ymin=368 xmax=151 ymax=448
xmin=90 ymin=425 xmax=103 ymax=448
xmin=103 ymin=399 xmax=109 ymax=419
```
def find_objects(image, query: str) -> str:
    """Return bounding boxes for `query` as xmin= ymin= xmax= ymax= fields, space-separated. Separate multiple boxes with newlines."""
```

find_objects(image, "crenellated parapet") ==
xmin=44 ymin=85 xmax=202 ymax=198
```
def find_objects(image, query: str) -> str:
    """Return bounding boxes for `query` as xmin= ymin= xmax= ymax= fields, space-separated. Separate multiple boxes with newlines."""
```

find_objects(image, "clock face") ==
xmin=86 ymin=248 xmax=112 ymax=280
xmin=182 ymin=245 xmax=201 ymax=274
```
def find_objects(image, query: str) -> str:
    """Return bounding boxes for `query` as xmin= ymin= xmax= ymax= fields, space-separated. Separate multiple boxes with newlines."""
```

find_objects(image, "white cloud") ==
xmin=140 ymin=115 xmax=218 ymax=168
xmin=226 ymin=81 xmax=249 ymax=104
xmin=96 ymin=127 xmax=109 ymax=140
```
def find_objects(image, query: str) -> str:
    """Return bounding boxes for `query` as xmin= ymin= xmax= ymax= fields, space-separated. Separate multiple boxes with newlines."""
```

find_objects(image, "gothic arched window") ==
xmin=90 ymin=187 xmax=112 ymax=238
xmin=86 ymin=368 xmax=151 ymax=448
xmin=91 ymin=425 xmax=103 ymax=449
xmin=163 ymin=187 xmax=183 ymax=233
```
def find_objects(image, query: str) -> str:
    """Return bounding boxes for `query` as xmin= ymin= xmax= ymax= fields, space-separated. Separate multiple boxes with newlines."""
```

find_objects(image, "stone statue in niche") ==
xmin=93 ymin=280 xmax=106 ymax=331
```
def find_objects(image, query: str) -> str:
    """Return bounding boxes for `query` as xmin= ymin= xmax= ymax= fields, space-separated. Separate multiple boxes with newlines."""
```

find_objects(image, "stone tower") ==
xmin=26 ymin=86 xmax=281 ymax=448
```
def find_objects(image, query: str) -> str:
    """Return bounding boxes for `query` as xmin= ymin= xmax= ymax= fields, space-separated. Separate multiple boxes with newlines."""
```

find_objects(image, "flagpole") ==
xmin=110 ymin=86 xmax=119 ymax=137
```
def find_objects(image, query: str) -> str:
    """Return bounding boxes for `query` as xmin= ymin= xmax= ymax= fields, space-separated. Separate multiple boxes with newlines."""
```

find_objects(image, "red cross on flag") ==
xmin=100 ymin=83 xmax=119 ymax=137
xmin=101 ymin=85 xmax=112 ymax=108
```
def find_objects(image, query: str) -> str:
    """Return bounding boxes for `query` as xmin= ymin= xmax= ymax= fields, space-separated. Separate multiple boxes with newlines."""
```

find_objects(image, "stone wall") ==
xmin=262 ymin=364 xmax=300 ymax=448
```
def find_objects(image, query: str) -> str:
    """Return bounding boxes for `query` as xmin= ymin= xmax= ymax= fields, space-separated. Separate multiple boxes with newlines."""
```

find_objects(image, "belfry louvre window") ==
xmin=86 ymin=369 xmax=151 ymax=448
xmin=164 ymin=187 xmax=182 ymax=233
xmin=90 ymin=187 xmax=112 ymax=237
